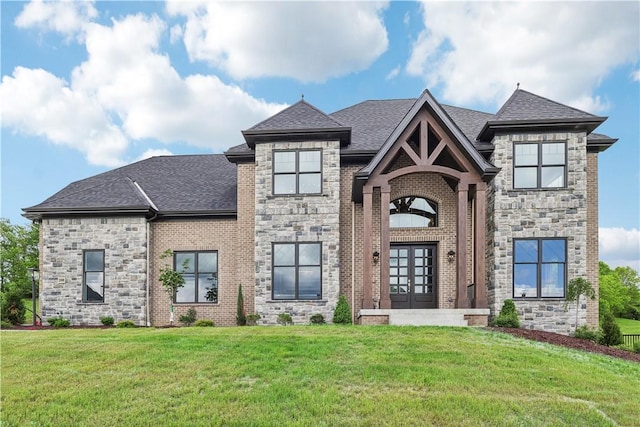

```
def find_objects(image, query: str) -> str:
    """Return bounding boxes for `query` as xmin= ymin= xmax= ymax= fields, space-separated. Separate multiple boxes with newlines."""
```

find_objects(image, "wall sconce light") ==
xmin=447 ymin=250 xmax=456 ymax=263
xmin=372 ymin=251 xmax=380 ymax=264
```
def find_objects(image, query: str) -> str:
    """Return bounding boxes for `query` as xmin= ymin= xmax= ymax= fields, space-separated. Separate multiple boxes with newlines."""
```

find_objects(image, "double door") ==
xmin=389 ymin=244 xmax=437 ymax=309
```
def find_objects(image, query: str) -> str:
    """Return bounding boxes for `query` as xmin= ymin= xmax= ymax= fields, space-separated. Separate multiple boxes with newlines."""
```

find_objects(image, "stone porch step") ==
xmin=358 ymin=309 xmax=490 ymax=327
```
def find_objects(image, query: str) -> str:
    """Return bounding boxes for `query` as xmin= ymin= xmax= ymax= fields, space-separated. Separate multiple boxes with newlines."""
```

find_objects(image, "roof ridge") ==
xmin=329 ymin=98 xmax=417 ymax=116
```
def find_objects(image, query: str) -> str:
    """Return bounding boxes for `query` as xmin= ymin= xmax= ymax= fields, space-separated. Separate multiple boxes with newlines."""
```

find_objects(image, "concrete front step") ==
xmin=358 ymin=309 xmax=490 ymax=327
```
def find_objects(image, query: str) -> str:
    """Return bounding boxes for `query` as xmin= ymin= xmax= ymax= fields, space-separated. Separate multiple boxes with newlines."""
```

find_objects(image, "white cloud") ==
xmin=14 ymin=0 xmax=97 ymax=39
xmin=0 ymin=67 xmax=127 ymax=167
xmin=632 ymin=69 xmax=640 ymax=82
xmin=166 ymin=1 xmax=389 ymax=82
xmin=599 ymin=228 xmax=640 ymax=272
xmin=386 ymin=65 xmax=401 ymax=80
xmin=407 ymin=2 xmax=640 ymax=112
xmin=2 ymin=10 xmax=286 ymax=167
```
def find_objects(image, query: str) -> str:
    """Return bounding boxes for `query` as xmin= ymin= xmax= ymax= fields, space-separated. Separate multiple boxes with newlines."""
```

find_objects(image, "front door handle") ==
xmin=407 ymin=278 xmax=411 ymax=293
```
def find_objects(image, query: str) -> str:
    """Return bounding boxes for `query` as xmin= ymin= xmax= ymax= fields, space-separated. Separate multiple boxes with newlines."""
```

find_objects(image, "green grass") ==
xmin=2 ymin=326 xmax=639 ymax=426
xmin=616 ymin=317 xmax=640 ymax=334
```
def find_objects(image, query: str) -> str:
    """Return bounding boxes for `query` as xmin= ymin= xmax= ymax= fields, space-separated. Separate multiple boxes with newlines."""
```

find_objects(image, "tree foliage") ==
xmin=599 ymin=261 xmax=640 ymax=320
xmin=0 ymin=220 xmax=40 ymax=297
xmin=236 ymin=284 xmax=246 ymax=326
xmin=564 ymin=277 xmax=596 ymax=332
xmin=332 ymin=295 xmax=352 ymax=324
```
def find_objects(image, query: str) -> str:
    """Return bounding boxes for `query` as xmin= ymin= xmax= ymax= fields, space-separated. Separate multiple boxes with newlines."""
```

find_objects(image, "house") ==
xmin=24 ymin=88 xmax=617 ymax=334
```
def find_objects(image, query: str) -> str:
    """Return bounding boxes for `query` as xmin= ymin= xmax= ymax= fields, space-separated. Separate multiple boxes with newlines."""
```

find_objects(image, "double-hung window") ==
xmin=513 ymin=239 xmax=566 ymax=298
xmin=83 ymin=250 xmax=105 ymax=302
xmin=514 ymin=142 xmax=566 ymax=189
xmin=273 ymin=150 xmax=322 ymax=195
xmin=174 ymin=251 xmax=218 ymax=303
xmin=272 ymin=243 xmax=321 ymax=300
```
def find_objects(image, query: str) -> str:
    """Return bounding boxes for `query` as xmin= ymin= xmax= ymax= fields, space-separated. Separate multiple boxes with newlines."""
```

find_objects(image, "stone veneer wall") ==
xmin=40 ymin=217 xmax=147 ymax=325
xmin=254 ymin=140 xmax=341 ymax=324
xmin=487 ymin=131 xmax=589 ymax=335
xmin=149 ymin=218 xmax=239 ymax=326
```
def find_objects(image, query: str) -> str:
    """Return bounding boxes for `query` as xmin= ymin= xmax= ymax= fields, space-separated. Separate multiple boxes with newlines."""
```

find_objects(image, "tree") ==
xmin=333 ymin=295 xmax=352 ymax=324
xmin=158 ymin=249 xmax=187 ymax=325
xmin=565 ymin=277 xmax=596 ymax=332
xmin=599 ymin=261 xmax=640 ymax=319
xmin=599 ymin=311 xmax=623 ymax=346
xmin=236 ymin=284 xmax=246 ymax=326
xmin=0 ymin=220 xmax=39 ymax=297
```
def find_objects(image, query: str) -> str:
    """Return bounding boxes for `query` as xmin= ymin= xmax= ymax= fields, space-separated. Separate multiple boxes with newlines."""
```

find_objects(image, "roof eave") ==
xmin=156 ymin=210 xmax=238 ymax=220
xmin=587 ymin=137 xmax=618 ymax=153
xmin=477 ymin=117 xmax=607 ymax=141
xmin=224 ymin=150 xmax=255 ymax=163
xmin=22 ymin=206 xmax=155 ymax=221
xmin=242 ymin=127 xmax=351 ymax=148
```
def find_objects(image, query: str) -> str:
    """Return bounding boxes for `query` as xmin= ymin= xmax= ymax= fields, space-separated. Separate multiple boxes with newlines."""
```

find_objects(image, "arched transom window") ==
xmin=390 ymin=197 xmax=438 ymax=228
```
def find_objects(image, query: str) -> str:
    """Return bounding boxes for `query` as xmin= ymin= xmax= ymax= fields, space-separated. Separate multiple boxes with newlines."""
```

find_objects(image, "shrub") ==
xmin=277 ymin=313 xmax=293 ymax=326
xmin=236 ymin=284 xmax=246 ymax=326
xmin=117 ymin=320 xmax=136 ymax=328
xmin=333 ymin=295 xmax=352 ymax=324
xmin=573 ymin=325 xmax=600 ymax=342
xmin=310 ymin=313 xmax=325 ymax=324
xmin=1 ymin=290 xmax=26 ymax=325
xmin=598 ymin=312 xmax=623 ymax=346
xmin=100 ymin=316 xmax=115 ymax=326
xmin=246 ymin=313 xmax=261 ymax=326
xmin=1 ymin=320 xmax=13 ymax=329
xmin=179 ymin=308 xmax=197 ymax=326
xmin=634 ymin=342 xmax=640 ymax=354
xmin=47 ymin=317 xmax=70 ymax=327
xmin=493 ymin=299 xmax=520 ymax=328
xmin=194 ymin=319 xmax=215 ymax=327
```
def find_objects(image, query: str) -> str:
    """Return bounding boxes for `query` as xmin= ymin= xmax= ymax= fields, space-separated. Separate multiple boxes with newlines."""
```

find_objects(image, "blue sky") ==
xmin=1 ymin=1 xmax=639 ymax=270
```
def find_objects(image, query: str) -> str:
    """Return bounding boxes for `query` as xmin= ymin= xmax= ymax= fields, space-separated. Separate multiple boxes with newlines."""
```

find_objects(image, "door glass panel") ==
xmin=390 ymin=286 xmax=398 ymax=293
xmin=415 ymin=286 xmax=423 ymax=294
xmin=399 ymin=258 xmax=408 ymax=266
xmin=415 ymin=249 xmax=423 ymax=256
xmin=390 ymin=277 xmax=398 ymax=285
xmin=399 ymin=277 xmax=407 ymax=284
xmin=415 ymin=257 xmax=423 ymax=266
xmin=415 ymin=267 xmax=424 ymax=275
xmin=415 ymin=276 xmax=423 ymax=284
xmin=399 ymin=249 xmax=408 ymax=257
xmin=390 ymin=258 xmax=398 ymax=266
xmin=399 ymin=268 xmax=407 ymax=276
xmin=390 ymin=268 xmax=398 ymax=276
xmin=390 ymin=249 xmax=398 ymax=257
xmin=399 ymin=286 xmax=407 ymax=293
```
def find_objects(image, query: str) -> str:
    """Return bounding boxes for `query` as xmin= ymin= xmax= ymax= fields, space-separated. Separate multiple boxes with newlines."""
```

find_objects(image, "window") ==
xmin=83 ymin=250 xmax=104 ymax=302
xmin=272 ymin=243 xmax=321 ymax=300
xmin=514 ymin=142 xmax=566 ymax=189
xmin=513 ymin=239 xmax=566 ymax=298
xmin=390 ymin=196 xmax=438 ymax=228
xmin=174 ymin=251 xmax=218 ymax=303
xmin=273 ymin=150 xmax=321 ymax=195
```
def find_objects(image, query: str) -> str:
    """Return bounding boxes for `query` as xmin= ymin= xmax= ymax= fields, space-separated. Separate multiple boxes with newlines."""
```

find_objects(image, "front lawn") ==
xmin=616 ymin=317 xmax=640 ymax=334
xmin=2 ymin=326 xmax=639 ymax=426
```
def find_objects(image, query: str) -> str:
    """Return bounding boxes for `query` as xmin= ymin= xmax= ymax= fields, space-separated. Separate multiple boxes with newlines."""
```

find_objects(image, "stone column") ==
xmin=456 ymin=181 xmax=469 ymax=308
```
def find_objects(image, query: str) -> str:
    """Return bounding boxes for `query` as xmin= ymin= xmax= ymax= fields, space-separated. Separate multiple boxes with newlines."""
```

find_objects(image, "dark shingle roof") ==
xmin=330 ymin=99 xmax=416 ymax=151
xmin=24 ymin=155 xmax=237 ymax=218
xmin=248 ymin=99 xmax=345 ymax=131
xmin=493 ymin=89 xmax=597 ymax=121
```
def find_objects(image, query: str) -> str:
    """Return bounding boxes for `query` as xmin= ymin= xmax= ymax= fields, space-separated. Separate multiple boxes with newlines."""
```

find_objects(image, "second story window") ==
xmin=514 ymin=142 xmax=566 ymax=189
xmin=273 ymin=150 xmax=322 ymax=195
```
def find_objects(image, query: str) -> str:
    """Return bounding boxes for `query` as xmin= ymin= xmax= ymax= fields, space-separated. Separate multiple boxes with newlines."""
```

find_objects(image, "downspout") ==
xmin=351 ymin=201 xmax=356 ymax=323
xmin=133 ymin=181 xmax=158 ymax=327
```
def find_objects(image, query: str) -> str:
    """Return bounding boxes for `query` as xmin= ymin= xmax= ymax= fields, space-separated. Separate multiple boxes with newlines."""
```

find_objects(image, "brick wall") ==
xmin=149 ymin=218 xmax=239 ymax=326
xmin=586 ymin=153 xmax=599 ymax=328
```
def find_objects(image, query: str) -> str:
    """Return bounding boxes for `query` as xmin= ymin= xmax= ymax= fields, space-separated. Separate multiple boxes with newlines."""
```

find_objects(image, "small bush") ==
xmin=100 ymin=316 xmax=115 ymax=326
xmin=493 ymin=299 xmax=520 ymax=328
xmin=179 ymin=308 xmax=197 ymax=326
xmin=573 ymin=325 xmax=600 ymax=342
xmin=117 ymin=320 xmax=136 ymax=328
xmin=1 ymin=290 xmax=26 ymax=325
xmin=634 ymin=342 xmax=640 ymax=354
xmin=310 ymin=313 xmax=325 ymax=324
xmin=194 ymin=319 xmax=215 ymax=327
xmin=333 ymin=295 xmax=352 ymax=324
xmin=277 ymin=313 xmax=293 ymax=326
xmin=246 ymin=314 xmax=261 ymax=326
xmin=1 ymin=320 xmax=13 ymax=329
xmin=599 ymin=312 xmax=623 ymax=346
xmin=47 ymin=317 xmax=70 ymax=327
xmin=236 ymin=285 xmax=247 ymax=326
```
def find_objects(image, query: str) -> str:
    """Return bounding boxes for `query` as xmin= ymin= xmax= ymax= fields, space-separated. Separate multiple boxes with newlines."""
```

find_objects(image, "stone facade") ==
xmin=40 ymin=217 xmax=147 ymax=325
xmin=253 ymin=140 xmax=341 ymax=324
xmin=487 ymin=131 xmax=590 ymax=335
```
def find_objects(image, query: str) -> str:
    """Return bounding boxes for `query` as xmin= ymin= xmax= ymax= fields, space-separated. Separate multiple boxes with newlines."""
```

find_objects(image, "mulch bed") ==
xmin=492 ymin=327 xmax=640 ymax=363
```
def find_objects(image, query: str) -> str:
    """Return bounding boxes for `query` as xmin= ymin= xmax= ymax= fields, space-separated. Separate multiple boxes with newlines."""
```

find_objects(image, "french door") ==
xmin=389 ymin=244 xmax=437 ymax=309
